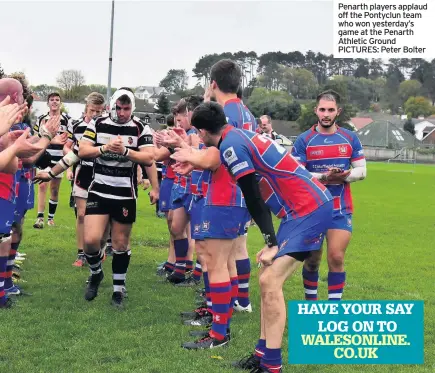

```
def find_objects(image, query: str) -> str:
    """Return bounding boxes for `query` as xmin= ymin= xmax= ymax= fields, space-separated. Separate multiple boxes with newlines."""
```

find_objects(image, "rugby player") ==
xmin=291 ymin=90 xmax=366 ymax=301
xmin=175 ymin=101 xmax=333 ymax=371
xmin=33 ymin=92 xmax=71 ymax=228
xmin=78 ymin=88 xmax=158 ymax=308
xmin=34 ymin=92 xmax=106 ymax=267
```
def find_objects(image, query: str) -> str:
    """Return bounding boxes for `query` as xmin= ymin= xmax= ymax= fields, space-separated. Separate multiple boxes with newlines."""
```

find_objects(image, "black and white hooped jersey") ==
xmin=34 ymin=112 xmax=71 ymax=165
xmin=81 ymin=115 xmax=154 ymax=200
xmin=68 ymin=118 xmax=94 ymax=169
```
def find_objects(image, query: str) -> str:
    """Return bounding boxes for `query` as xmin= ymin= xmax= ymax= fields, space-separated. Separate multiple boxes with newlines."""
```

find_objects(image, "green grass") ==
xmin=1 ymin=161 xmax=434 ymax=372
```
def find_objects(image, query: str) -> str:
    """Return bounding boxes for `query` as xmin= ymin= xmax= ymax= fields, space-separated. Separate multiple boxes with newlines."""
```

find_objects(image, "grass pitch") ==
xmin=0 ymin=162 xmax=433 ymax=372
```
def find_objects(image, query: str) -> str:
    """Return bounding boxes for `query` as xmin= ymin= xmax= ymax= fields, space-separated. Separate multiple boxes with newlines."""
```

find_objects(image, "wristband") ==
xmin=123 ymin=148 xmax=130 ymax=157
xmin=48 ymin=171 xmax=55 ymax=180
xmin=167 ymin=147 xmax=175 ymax=154
xmin=42 ymin=134 xmax=52 ymax=141
xmin=99 ymin=145 xmax=106 ymax=155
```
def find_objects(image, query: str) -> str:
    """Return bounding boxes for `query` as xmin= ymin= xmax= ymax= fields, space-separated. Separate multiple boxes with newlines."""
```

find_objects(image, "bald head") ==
xmin=0 ymin=78 xmax=24 ymax=104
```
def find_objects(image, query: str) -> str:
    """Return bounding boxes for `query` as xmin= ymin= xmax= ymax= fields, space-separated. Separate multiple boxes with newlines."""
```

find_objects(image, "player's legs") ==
xmin=73 ymin=197 xmax=87 ymax=267
xmin=168 ymin=206 xmax=190 ymax=283
xmin=110 ymin=219 xmax=133 ymax=308
xmin=47 ymin=177 xmax=62 ymax=226
xmin=34 ymin=180 xmax=48 ymax=229
xmin=301 ymin=247 xmax=323 ymax=301
xmin=233 ymin=234 xmax=252 ymax=312
xmin=326 ymin=226 xmax=352 ymax=301
xmin=83 ymin=194 xmax=110 ymax=301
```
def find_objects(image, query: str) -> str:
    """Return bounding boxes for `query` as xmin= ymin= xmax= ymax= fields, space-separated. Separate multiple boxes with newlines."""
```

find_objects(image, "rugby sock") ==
xmin=37 ymin=212 xmax=44 ymax=219
xmin=209 ymin=281 xmax=231 ymax=341
xmin=112 ymin=250 xmax=131 ymax=293
xmin=4 ymin=242 xmax=19 ymax=289
xmin=255 ymin=339 xmax=266 ymax=361
xmin=227 ymin=276 xmax=239 ymax=330
xmin=85 ymin=250 xmax=103 ymax=275
xmin=48 ymin=199 xmax=58 ymax=220
xmin=236 ymin=258 xmax=251 ymax=307
xmin=77 ymin=248 xmax=84 ymax=256
xmin=173 ymin=238 xmax=188 ymax=278
xmin=302 ymin=267 xmax=319 ymax=300
xmin=106 ymin=236 xmax=112 ymax=250
xmin=0 ymin=254 xmax=8 ymax=306
xmin=203 ymin=271 xmax=212 ymax=312
xmin=261 ymin=347 xmax=282 ymax=373
xmin=164 ymin=262 xmax=174 ymax=273
xmin=185 ymin=260 xmax=193 ymax=272
xmin=192 ymin=259 xmax=202 ymax=281
xmin=328 ymin=271 xmax=346 ymax=301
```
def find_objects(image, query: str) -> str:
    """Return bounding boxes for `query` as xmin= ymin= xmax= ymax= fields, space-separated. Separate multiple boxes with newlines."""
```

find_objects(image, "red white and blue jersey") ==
xmin=205 ymin=98 xmax=257 ymax=207
xmin=220 ymin=126 xmax=332 ymax=220
xmin=291 ymin=125 xmax=365 ymax=215
xmin=190 ymin=143 xmax=208 ymax=197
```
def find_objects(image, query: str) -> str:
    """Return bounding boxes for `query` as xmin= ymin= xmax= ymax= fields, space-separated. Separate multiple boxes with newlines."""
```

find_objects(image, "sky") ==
xmin=0 ymin=0 xmax=333 ymax=88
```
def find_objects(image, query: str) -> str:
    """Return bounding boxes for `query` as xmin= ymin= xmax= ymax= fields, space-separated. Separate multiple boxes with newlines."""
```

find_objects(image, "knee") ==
xmin=111 ymin=237 xmax=129 ymax=252
xmin=50 ymin=188 xmax=59 ymax=199
xmin=84 ymin=236 xmax=101 ymax=252
xmin=77 ymin=213 xmax=85 ymax=224
xmin=170 ymin=222 xmax=185 ymax=239
xmin=328 ymin=249 xmax=345 ymax=268
xmin=259 ymin=271 xmax=279 ymax=293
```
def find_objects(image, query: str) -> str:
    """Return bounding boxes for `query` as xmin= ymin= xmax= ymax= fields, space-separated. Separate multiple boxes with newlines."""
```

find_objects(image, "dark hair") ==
xmin=26 ymin=95 xmax=34 ymax=109
xmin=316 ymin=89 xmax=341 ymax=105
xmin=210 ymin=59 xmax=242 ymax=94
xmin=166 ymin=113 xmax=175 ymax=127
xmin=119 ymin=87 xmax=133 ymax=93
xmin=236 ymin=86 xmax=243 ymax=99
xmin=116 ymin=87 xmax=134 ymax=105
xmin=47 ymin=92 xmax=61 ymax=102
xmin=191 ymin=102 xmax=227 ymax=135
xmin=174 ymin=95 xmax=204 ymax=114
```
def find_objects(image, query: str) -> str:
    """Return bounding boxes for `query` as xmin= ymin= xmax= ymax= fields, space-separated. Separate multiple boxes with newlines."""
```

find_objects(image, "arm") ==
xmin=78 ymin=121 xmax=102 ymax=159
xmin=345 ymin=158 xmax=366 ymax=183
xmin=145 ymin=162 xmax=159 ymax=191
xmin=0 ymin=148 xmax=18 ymax=173
xmin=154 ymin=146 xmax=171 ymax=162
xmin=21 ymin=136 xmax=51 ymax=166
xmin=171 ymin=147 xmax=221 ymax=171
xmin=124 ymin=146 xmax=154 ymax=166
xmin=237 ymin=172 xmax=278 ymax=248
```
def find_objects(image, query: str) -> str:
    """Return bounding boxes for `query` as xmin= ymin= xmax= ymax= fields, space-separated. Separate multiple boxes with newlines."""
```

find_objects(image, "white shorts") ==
xmin=72 ymin=183 xmax=88 ymax=199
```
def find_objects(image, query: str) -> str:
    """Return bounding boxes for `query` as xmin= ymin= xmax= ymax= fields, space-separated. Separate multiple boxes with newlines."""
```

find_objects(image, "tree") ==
xmin=157 ymin=93 xmax=170 ymax=114
xmin=247 ymin=88 xmax=296 ymax=120
xmin=56 ymin=69 xmax=85 ymax=100
xmin=159 ymin=69 xmax=188 ymax=93
xmin=398 ymin=80 xmax=422 ymax=103
xmin=403 ymin=117 xmax=415 ymax=135
xmin=31 ymin=84 xmax=61 ymax=100
xmin=404 ymin=96 xmax=434 ymax=118
xmin=0 ymin=64 xmax=4 ymax=79
xmin=279 ymin=67 xmax=318 ymax=99
xmin=384 ymin=64 xmax=405 ymax=114
xmin=287 ymin=102 xmax=301 ymax=121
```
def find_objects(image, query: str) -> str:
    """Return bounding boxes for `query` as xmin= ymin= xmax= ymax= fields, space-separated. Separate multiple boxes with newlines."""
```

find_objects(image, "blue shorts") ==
xmin=189 ymin=195 xmax=205 ymax=240
xmin=201 ymin=206 xmax=251 ymax=240
xmin=15 ymin=180 xmax=32 ymax=222
xmin=159 ymin=178 xmax=174 ymax=212
xmin=330 ymin=213 xmax=353 ymax=233
xmin=27 ymin=182 xmax=35 ymax=210
xmin=0 ymin=198 xmax=16 ymax=234
xmin=275 ymin=201 xmax=333 ymax=259
xmin=171 ymin=184 xmax=192 ymax=211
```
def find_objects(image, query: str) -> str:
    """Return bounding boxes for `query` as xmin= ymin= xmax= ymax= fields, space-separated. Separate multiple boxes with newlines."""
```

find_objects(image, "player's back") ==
xmin=223 ymin=98 xmax=257 ymax=132
xmin=222 ymin=128 xmax=332 ymax=220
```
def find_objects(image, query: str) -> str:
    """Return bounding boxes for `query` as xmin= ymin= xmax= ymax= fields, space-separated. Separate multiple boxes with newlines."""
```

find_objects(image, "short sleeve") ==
xmin=351 ymin=133 xmax=365 ymax=162
xmin=220 ymin=137 xmax=255 ymax=180
xmin=82 ymin=120 xmax=97 ymax=144
xmin=290 ymin=136 xmax=307 ymax=166
xmin=138 ymin=124 xmax=154 ymax=148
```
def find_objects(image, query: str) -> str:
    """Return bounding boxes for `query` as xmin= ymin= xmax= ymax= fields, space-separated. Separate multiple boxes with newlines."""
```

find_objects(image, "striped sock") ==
xmin=85 ymin=250 xmax=103 ymax=275
xmin=192 ymin=260 xmax=202 ymax=281
xmin=236 ymin=259 xmax=251 ymax=307
xmin=328 ymin=272 xmax=346 ymax=301
xmin=203 ymin=271 xmax=212 ymax=312
xmin=185 ymin=260 xmax=193 ymax=272
xmin=261 ymin=347 xmax=282 ymax=373
xmin=0 ymin=254 xmax=7 ymax=306
xmin=48 ymin=199 xmax=58 ymax=220
xmin=112 ymin=250 xmax=131 ymax=293
xmin=302 ymin=267 xmax=319 ymax=301
xmin=209 ymin=281 xmax=231 ymax=341
xmin=173 ymin=238 xmax=188 ymax=278
xmin=227 ymin=276 xmax=239 ymax=330
xmin=4 ymin=242 xmax=19 ymax=289
xmin=164 ymin=262 xmax=174 ymax=273
xmin=255 ymin=339 xmax=266 ymax=361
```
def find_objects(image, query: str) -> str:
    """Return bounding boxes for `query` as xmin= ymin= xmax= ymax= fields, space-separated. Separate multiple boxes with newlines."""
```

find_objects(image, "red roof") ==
xmin=351 ymin=117 xmax=373 ymax=130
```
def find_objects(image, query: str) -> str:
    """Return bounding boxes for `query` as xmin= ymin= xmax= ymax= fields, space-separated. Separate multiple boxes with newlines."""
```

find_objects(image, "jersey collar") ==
xmin=217 ymin=125 xmax=232 ymax=148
